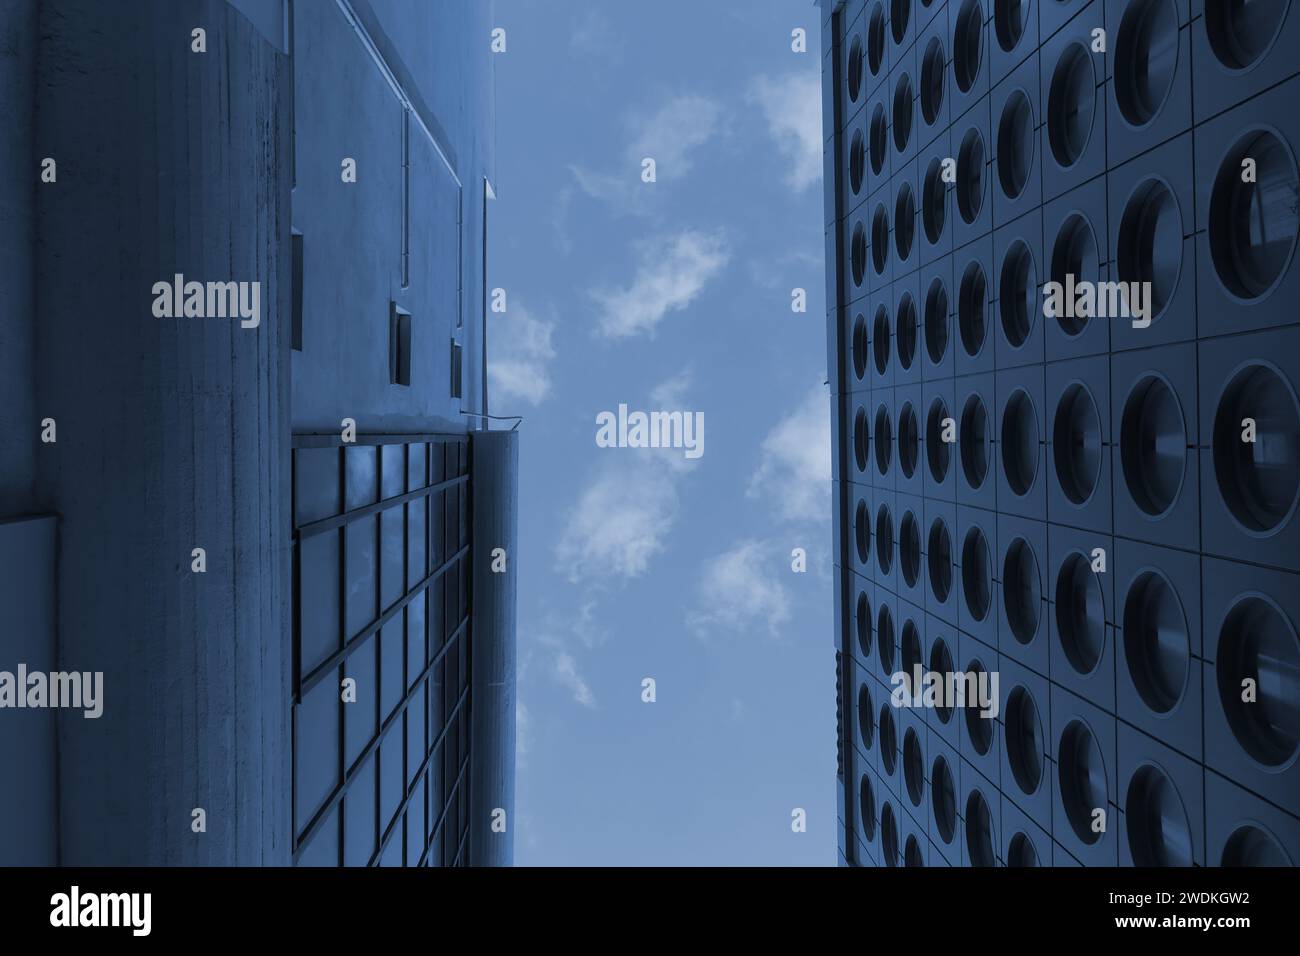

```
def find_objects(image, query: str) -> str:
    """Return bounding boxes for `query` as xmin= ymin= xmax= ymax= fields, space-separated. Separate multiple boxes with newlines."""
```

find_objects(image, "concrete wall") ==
xmin=0 ymin=0 xmax=39 ymax=518
xmin=290 ymin=0 xmax=495 ymax=434
xmin=35 ymin=0 xmax=291 ymax=864
xmin=0 ymin=516 xmax=58 ymax=865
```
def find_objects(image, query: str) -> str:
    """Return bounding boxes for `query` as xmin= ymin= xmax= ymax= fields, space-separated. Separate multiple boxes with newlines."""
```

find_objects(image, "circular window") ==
xmin=848 ymin=34 xmax=866 ymax=103
xmin=1206 ymin=0 xmax=1289 ymax=70
xmin=964 ymin=659 xmax=995 ymax=753
xmin=1123 ymin=569 xmax=1189 ymax=714
xmin=868 ymin=3 xmax=888 ymax=76
xmin=1216 ymin=595 xmax=1300 ymax=767
xmin=875 ymin=403 xmax=894 ymax=474
xmin=879 ymin=703 xmax=899 ymax=775
xmin=1120 ymin=374 xmax=1186 ymax=517
xmin=1056 ymin=551 xmax=1106 ymax=674
xmin=852 ymin=312 xmax=870 ymax=381
xmin=921 ymin=36 xmax=946 ymax=125
xmin=997 ymin=89 xmax=1035 ymax=199
xmin=960 ymin=392 xmax=990 ymax=489
xmin=954 ymin=0 xmax=985 ymax=93
xmin=858 ymin=681 xmax=876 ymax=749
xmin=896 ymin=293 xmax=918 ymax=370
xmin=925 ymin=277 xmax=949 ymax=365
xmin=899 ymin=403 xmax=920 ymax=479
xmin=1050 ymin=214 xmax=1099 ymax=336
xmin=1058 ymin=719 xmax=1108 ymax=844
xmin=873 ymin=303 xmax=891 ymax=375
xmin=959 ymin=259 xmax=988 ymax=357
xmin=1115 ymin=0 xmax=1179 ymax=126
xmin=893 ymin=72 xmax=914 ymax=153
xmin=1208 ymin=130 xmax=1299 ymax=300
xmin=851 ymin=221 xmax=868 ymax=288
xmin=957 ymin=126 xmax=986 ymax=224
xmin=854 ymin=497 xmax=871 ymax=565
xmin=1053 ymin=382 xmax=1103 ymax=504
xmin=871 ymin=202 xmax=890 ymax=275
xmin=869 ymin=101 xmax=889 ymax=175
xmin=1212 ymin=363 xmax=1300 ymax=534
xmin=999 ymin=238 xmax=1037 ymax=347
xmin=929 ymin=519 xmax=953 ymax=603
xmin=1222 ymin=824 xmax=1293 ymax=866
xmin=927 ymin=397 xmax=952 ymax=483
xmin=881 ymin=801 xmax=900 ymax=865
xmin=1125 ymin=764 xmax=1194 ymax=866
xmin=1117 ymin=178 xmax=1183 ymax=322
xmin=849 ymin=127 xmax=866 ymax=196
xmin=1007 ymin=831 xmax=1039 ymax=866
xmin=961 ymin=526 xmax=992 ymax=622
xmin=854 ymin=405 xmax=870 ymax=473
xmin=859 ymin=773 xmax=877 ymax=841
xmin=903 ymin=727 xmax=925 ymax=807
xmin=995 ymin=0 xmax=1030 ymax=52
xmin=930 ymin=637 xmax=955 ymax=724
xmin=923 ymin=156 xmax=947 ymax=243
xmin=900 ymin=510 xmax=922 ymax=587
xmin=902 ymin=617 xmax=923 ymax=680
xmin=856 ymin=589 xmax=873 ymax=658
xmin=878 ymin=603 xmax=897 ymax=675
xmin=965 ymin=789 xmax=997 ymax=866
xmin=876 ymin=503 xmax=895 ymax=573
xmin=1003 ymin=536 xmax=1041 ymax=645
xmin=1005 ymin=685 xmax=1045 ymax=794
xmin=904 ymin=834 xmax=925 ymax=867
xmin=1001 ymin=388 xmax=1040 ymax=496
xmin=891 ymin=0 xmax=910 ymax=44
xmin=932 ymin=755 xmax=957 ymax=843
xmin=896 ymin=182 xmax=916 ymax=261
xmin=1047 ymin=43 xmax=1096 ymax=168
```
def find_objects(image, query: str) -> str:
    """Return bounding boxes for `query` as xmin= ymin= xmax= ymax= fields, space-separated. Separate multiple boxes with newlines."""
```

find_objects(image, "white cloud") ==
xmin=488 ymin=301 xmax=557 ymax=405
xmin=555 ymin=457 xmax=681 ymax=582
xmin=591 ymin=230 xmax=729 ymax=339
xmin=551 ymin=651 xmax=596 ymax=708
xmin=627 ymin=95 xmax=721 ymax=179
xmin=751 ymin=71 xmax=823 ymax=192
xmin=689 ymin=539 xmax=792 ymax=639
xmin=748 ymin=385 xmax=832 ymax=523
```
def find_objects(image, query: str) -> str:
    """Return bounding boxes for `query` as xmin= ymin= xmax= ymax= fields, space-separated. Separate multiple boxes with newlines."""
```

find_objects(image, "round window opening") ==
xmin=999 ymin=239 xmax=1037 ymax=348
xmin=1047 ymin=43 xmax=1096 ymax=168
xmin=1117 ymin=178 xmax=1183 ymax=322
xmin=1206 ymin=0 xmax=1290 ymax=70
xmin=957 ymin=127 xmax=986 ymax=224
xmin=1120 ymin=374 xmax=1186 ymax=517
xmin=1208 ymin=130 xmax=1299 ymax=300
xmin=954 ymin=0 xmax=985 ymax=94
xmin=1122 ymin=569 xmax=1190 ymax=714
xmin=997 ymin=90 xmax=1034 ymax=199
xmin=1115 ymin=0 xmax=1179 ymax=126
xmin=1216 ymin=595 xmax=1300 ymax=768
xmin=1212 ymin=363 xmax=1300 ymax=534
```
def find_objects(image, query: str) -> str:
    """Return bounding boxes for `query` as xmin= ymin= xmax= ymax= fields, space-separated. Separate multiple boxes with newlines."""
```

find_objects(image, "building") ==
xmin=819 ymin=0 xmax=1300 ymax=866
xmin=0 ymin=0 xmax=516 ymax=867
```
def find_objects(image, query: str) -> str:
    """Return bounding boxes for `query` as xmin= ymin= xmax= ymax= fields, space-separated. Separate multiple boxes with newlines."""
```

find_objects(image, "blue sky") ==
xmin=488 ymin=0 xmax=832 ymax=865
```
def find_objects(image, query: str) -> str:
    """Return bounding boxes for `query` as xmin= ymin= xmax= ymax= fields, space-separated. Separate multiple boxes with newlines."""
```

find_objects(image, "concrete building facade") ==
xmin=0 ymin=0 xmax=515 ymax=867
xmin=820 ymin=0 xmax=1300 ymax=866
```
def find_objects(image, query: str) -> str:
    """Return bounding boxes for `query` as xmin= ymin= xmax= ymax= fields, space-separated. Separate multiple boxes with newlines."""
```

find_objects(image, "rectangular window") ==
xmin=291 ymin=230 xmax=304 ymax=351
xmin=390 ymin=303 xmax=412 ymax=386
xmin=450 ymin=339 xmax=463 ymax=399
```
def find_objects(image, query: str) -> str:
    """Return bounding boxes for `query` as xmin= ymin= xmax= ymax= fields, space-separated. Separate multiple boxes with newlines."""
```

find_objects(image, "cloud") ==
xmin=555 ymin=457 xmax=681 ymax=582
xmin=488 ymin=301 xmax=557 ymax=405
xmin=688 ymin=539 xmax=792 ymax=639
xmin=551 ymin=651 xmax=596 ymax=708
xmin=751 ymin=71 xmax=823 ymax=192
xmin=569 ymin=94 xmax=722 ymax=211
xmin=748 ymin=385 xmax=832 ymax=523
xmin=591 ymin=230 xmax=729 ymax=338
xmin=555 ymin=374 xmax=700 ymax=581
xmin=627 ymin=95 xmax=721 ymax=179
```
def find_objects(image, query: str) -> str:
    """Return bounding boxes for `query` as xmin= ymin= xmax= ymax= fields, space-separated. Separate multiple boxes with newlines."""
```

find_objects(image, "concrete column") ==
xmin=35 ymin=0 xmax=292 ymax=864
xmin=468 ymin=428 xmax=518 ymax=866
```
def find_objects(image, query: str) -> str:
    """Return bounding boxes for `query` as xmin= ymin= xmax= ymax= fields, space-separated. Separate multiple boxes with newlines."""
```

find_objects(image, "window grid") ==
xmin=291 ymin=434 xmax=472 ymax=867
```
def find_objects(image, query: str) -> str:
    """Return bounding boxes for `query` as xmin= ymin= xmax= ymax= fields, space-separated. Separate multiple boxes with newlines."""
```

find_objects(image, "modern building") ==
xmin=820 ymin=0 xmax=1300 ymax=866
xmin=0 ymin=0 xmax=516 ymax=867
